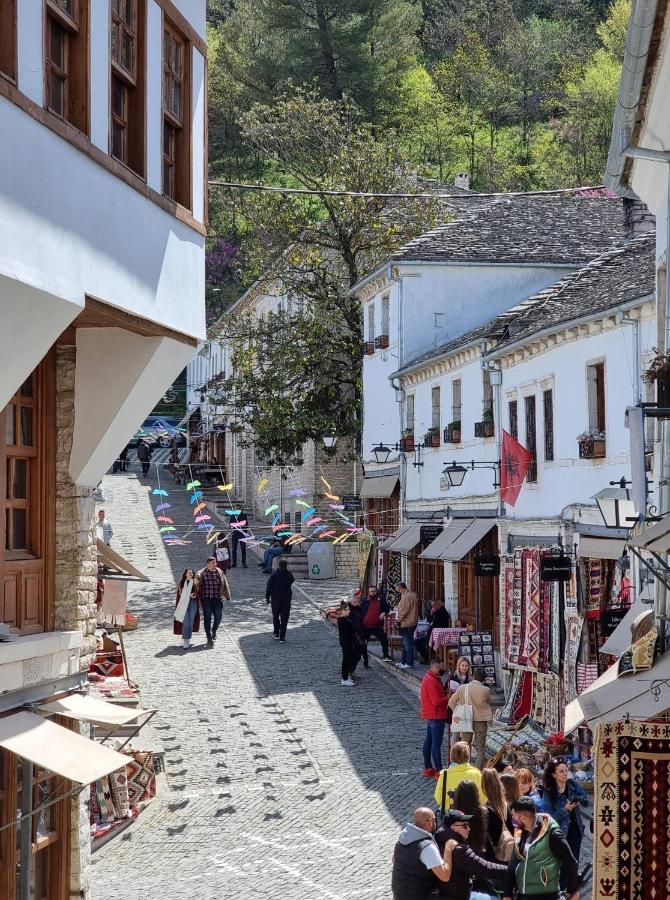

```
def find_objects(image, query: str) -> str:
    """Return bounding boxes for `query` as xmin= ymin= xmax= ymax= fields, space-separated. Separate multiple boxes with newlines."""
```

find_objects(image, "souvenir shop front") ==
xmin=361 ymin=475 xmax=399 ymax=537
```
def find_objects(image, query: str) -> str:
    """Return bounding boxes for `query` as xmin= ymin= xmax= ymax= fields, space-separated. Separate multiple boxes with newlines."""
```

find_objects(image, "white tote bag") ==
xmin=451 ymin=684 xmax=473 ymax=733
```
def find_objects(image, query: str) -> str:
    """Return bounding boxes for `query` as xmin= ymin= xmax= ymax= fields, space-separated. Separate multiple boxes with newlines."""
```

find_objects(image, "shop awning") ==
xmin=564 ymin=639 xmax=670 ymax=735
xmin=385 ymin=523 xmax=423 ymax=553
xmin=379 ymin=526 xmax=410 ymax=550
xmin=577 ymin=536 xmax=627 ymax=559
xmin=360 ymin=475 xmax=399 ymax=499
xmin=628 ymin=516 xmax=670 ymax=552
xmin=419 ymin=521 xmax=470 ymax=560
xmin=38 ymin=693 xmax=149 ymax=728
xmin=598 ymin=593 xmax=653 ymax=657
xmin=0 ymin=711 xmax=130 ymax=784
xmin=441 ymin=519 xmax=496 ymax=561
xmin=97 ymin=540 xmax=149 ymax=581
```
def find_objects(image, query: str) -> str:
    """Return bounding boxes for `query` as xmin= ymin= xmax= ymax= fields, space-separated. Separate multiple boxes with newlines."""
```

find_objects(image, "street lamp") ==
xmin=322 ymin=435 xmax=338 ymax=450
xmin=371 ymin=443 xmax=392 ymax=465
xmin=442 ymin=462 xmax=468 ymax=487
xmin=593 ymin=477 xmax=639 ymax=529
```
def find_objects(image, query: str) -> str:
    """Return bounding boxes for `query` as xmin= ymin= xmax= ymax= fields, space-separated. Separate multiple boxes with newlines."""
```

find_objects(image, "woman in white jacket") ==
xmin=173 ymin=568 xmax=200 ymax=648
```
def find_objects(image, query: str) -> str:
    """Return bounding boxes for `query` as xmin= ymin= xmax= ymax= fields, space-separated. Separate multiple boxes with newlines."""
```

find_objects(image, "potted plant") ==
xmin=643 ymin=348 xmax=670 ymax=407
xmin=577 ymin=428 xmax=606 ymax=459
xmin=444 ymin=420 xmax=461 ymax=443
xmin=475 ymin=408 xmax=495 ymax=438
xmin=424 ymin=426 xmax=440 ymax=448
xmin=400 ymin=428 xmax=415 ymax=452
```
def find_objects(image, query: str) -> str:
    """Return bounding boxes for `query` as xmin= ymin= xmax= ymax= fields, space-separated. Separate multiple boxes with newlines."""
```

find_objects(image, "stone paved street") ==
xmin=90 ymin=468 xmax=435 ymax=900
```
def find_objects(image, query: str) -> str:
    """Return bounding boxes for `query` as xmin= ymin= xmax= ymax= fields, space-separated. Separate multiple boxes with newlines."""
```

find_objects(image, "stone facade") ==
xmin=54 ymin=346 xmax=98 ymax=661
xmin=54 ymin=345 xmax=97 ymax=899
xmin=334 ymin=544 xmax=359 ymax=580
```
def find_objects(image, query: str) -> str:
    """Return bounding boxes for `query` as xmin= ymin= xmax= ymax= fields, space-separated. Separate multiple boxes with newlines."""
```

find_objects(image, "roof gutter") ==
xmin=604 ymin=0 xmax=659 ymax=197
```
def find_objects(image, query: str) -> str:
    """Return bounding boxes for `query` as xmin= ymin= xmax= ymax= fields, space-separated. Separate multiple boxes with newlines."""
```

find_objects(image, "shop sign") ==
xmin=342 ymin=495 xmax=362 ymax=512
xmin=420 ymin=525 xmax=443 ymax=546
xmin=540 ymin=555 xmax=572 ymax=582
xmin=475 ymin=554 xmax=500 ymax=577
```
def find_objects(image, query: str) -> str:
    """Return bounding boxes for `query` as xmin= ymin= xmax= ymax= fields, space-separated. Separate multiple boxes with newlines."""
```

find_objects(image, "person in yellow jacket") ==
xmin=434 ymin=741 xmax=487 ymax=812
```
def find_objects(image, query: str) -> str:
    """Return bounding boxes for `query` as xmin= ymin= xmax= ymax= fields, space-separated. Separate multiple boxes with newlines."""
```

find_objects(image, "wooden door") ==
xmin=457 ymin=555 xmax=476 ymax=627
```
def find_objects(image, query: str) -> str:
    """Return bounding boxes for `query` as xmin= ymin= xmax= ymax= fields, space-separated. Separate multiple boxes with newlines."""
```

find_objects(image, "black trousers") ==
xmin=231 ymin=531 xmax=246 ymax=566
xmin=271 ymin=597 xmax=291 ymax=639
xmin=363 ymin=626 xmax=388 ymax=656
xmin=341 ymin=644 xmax=358 ymax=680
xmin=141 ymin=461 xmax=150 ymax=476
xmin=201 ymin=598 xmax=223 ymax=641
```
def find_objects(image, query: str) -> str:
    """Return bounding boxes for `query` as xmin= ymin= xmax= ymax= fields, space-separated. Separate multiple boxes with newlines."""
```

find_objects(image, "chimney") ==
xmin=454 ymin=172 xmax=470 ymax=191
xmin=623 ymin=197 xmax=655 ymax=241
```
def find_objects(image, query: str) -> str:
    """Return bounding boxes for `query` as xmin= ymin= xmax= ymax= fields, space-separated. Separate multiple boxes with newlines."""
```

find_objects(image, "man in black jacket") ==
xmin=436 ymin=808 xmax=507 ymax=898
xmin=415 ymin=598 xmax=451 ymax=665
xmin=265 ymin=558 xmax=294 ymax=642
xmin=392 ymin=807 xmax=456 ymax=899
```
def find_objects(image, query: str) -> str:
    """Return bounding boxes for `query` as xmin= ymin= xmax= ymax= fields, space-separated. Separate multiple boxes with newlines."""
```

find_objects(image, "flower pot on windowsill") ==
xmin=444 ymin=423 xmax=461 ymax=444
xmin=423 ymin=430 xmax=440 ymax=448
xmin=400 ymin=435 xmax=415 ymax=452
xmin=658 ymin=373 xmax=670 ymax=408
xmin=578 ymin=438 xmax=606 ymax=459
xmin=361 ymin=341 xmax=375 ymax=357
xmin=475 ymin=420 xmax=495 ymax=438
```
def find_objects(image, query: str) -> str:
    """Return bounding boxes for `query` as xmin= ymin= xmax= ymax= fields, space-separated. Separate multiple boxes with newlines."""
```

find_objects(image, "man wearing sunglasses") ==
xmin=435 ymin=808 xmax=507 ymax=898
xmin=392 ymin=807 xmax=457 ymax=898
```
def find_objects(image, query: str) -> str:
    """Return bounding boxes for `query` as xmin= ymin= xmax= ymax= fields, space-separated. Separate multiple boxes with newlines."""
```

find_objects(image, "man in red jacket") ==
xmin=420 ymin=660 xmax=450 ymax=777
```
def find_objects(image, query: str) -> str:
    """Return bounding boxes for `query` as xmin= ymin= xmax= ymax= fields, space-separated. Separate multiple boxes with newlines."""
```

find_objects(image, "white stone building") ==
xmin=0 ymin=2 xmax=206 ymax=896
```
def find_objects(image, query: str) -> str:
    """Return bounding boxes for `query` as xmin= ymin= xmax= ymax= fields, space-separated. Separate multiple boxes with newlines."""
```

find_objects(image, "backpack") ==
xmin=495 ymin=822 xmax=515 ymax=862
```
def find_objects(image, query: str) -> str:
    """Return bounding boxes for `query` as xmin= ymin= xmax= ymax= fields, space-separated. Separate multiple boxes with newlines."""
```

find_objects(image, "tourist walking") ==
xmin=392 ymin=807 xmax=456 ymax=899
xmin=539 ymin=759 xmax=588 ymax=869
xmin=265 ymin=558 xmax=294 ymax=642
xmin=214 ymin=533 xmax=231 ymax=573
xmin=503 ymin=796 xmax=579 ymax=900
xmin=348 ymin=591 xmax=368 ymax=669
xmin=360 ymin=585 xmax=391 ymax=660
xmin=96 ymin=509 xmax=113 ymax=545
xmin=517 ymin=768 xmax=543 ymax=806
xmin=229 ymin=507 xmax=248 ymax=567
xmin=449 ymin=667 xmax=492 ymax=769
xmin=395 ymin=581 xmax=421 ymax=669
xmin=434 ymin=807 xmax=507 ymax=899
xmin=338 ymin=601 xmax=358 ymax=686
xmin=420 ymin=660 xmax=450 ymax=776
xmin=480 ymin=768 xmax=514 ymax=863
xmin=137 ymin=439 xmax=152 ymax=476
xmin=435 ymin=742 xmax=486 ymax=813
xmin=173 ymin=568 xmax=200 ymax=649
xmin=194 ymin=556 xmax=231 ymax=647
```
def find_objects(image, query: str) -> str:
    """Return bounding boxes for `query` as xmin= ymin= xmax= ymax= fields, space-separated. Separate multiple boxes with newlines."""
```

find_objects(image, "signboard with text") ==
xmin=540 ymin=555 xmax=572 ymax=582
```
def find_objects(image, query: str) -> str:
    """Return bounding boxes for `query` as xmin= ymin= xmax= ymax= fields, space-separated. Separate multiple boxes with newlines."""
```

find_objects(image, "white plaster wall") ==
xmin=0 ymin=277 xmax=82 ymax=410
xmin=90 ymin=1 xmax=110 ymax=152
xmin=403 ymin=312 xmax=656 ymax=518
xmin=362 ymin=282 xmax=401 ymax=464
xmin=191 ymin=48 xmax=206 ymax=223
xmin=401 ymin=263 xmax=576 ymax=365
xmin=70 ymin=328 xmax=196 ymax=486
xmin=146 ymin=1 xmax=163 ymax=193
xmin=17 ymin=0 xmax=43 ymax=105
xmin=171 ymin=0 xmax=207 ymax=37
xmin=0 ymin=97 xmax=205 ymax=339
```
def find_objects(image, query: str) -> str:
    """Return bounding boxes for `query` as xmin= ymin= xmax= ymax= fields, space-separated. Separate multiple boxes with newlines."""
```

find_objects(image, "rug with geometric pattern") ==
xmin=593 ymin=719 xmax=670 ymax=899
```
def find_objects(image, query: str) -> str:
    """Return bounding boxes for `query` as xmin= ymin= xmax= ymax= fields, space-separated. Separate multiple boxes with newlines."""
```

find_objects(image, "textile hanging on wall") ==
xmin=530 ymin=672 xmax=560 ymax=732
xmin=564 ymin=612 xmax=584 ymax=705
xmin=618 ymin=627 xmax=658 ymax=676
xmin=585 ymin=558 xmax=607 ymax=618
xmin=539 ymin=563 xmax=551 ymax=673
xmin=576 ymin=662 xmax=599 ymax=695
xmin=95 ymin=777 xmax=116 ymax=823
xmin=501 ymin=556 xmax=516 ymax=665
xmin=509 ymin=550 xmax=525 ymax=667
xmin=549 ymin=581 xmax=561 ymax=675
xmin=510 ymin=670 xmax=533 ymax=725
xmin=497 ymin=669 xmax=522 ymax=724
xmin=593 ymin=720 xmax=670 ymax=900
xmin=99 ymin=579 xmax=128 ymax=626
xmin=125 ymin=751 xmax=156 ymax=805
xmin=520 ymin=549 xmax=541 ymax=670
xmin=387 ymin=552 xmax=401 ymax=606
xmin=109 ymin=768 xmax=130 ymax=817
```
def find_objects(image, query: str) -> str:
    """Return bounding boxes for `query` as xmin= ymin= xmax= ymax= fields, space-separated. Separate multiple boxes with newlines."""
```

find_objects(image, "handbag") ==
xmin=451 ymin=684 xmax=473 ymax=733
xmin=495 ymin=821 xmax=515 ymax=862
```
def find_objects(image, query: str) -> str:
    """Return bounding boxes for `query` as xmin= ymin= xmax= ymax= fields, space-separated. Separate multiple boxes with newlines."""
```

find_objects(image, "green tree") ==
xmin=212 ymin=92 xmax=440 ymax=457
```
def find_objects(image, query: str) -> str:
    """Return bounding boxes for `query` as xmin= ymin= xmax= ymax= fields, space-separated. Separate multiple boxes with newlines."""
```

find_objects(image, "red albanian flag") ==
xmin=500 ymin=429 xmax=533 ymax=507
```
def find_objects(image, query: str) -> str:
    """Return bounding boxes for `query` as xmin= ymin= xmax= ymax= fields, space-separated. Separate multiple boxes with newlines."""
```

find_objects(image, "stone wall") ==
xmin=54 ymin=345 xmax=98 ymax=660
xmin=54 ymin=345 xmax=99 ymax=900
xmin=334 ymin=544 xmax=359 ymax=580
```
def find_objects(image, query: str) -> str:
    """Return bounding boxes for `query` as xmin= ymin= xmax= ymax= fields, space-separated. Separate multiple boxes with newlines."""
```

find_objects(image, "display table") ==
xmin=429 ymin=627 xmax=467 ymax=671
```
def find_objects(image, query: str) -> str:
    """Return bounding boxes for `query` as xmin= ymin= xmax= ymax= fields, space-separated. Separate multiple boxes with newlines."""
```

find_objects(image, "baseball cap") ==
xmin=445 ymin=809 xmax=473 ymax=824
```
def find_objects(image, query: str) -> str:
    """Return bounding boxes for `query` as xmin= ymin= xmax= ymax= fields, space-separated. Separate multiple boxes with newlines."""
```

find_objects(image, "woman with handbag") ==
xmin=173 ymin=568 xmax=200 ymax=649
xmin=434 ymin=742 xmax=486 ymax=813
xmin=481 ymin=768 xmax=515 ymax=863
xmin=448 ymin=667 xmax=492 ymax=769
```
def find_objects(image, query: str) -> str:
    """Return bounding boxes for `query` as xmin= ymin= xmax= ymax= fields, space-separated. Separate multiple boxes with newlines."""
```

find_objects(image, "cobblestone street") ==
xmin=90 ymin=469 xmax=434 ymax=900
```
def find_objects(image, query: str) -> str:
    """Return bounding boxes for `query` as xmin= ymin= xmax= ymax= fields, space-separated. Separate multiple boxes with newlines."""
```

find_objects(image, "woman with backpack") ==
xmin=481 ymin=768 xmax=514 ymax=863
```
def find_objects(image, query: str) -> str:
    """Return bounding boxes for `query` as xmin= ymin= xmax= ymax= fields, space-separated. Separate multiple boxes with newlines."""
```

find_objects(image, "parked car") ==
xmin=128 ymin=416 xmax=186 ymax=449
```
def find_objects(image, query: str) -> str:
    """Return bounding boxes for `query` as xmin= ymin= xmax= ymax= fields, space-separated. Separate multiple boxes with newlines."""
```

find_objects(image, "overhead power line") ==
xmin=208 ymin=180 xmax=609 ymax=201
